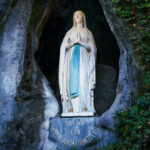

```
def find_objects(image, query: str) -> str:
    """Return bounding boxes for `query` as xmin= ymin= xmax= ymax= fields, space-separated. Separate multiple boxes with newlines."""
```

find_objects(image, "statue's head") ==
xmin=73 ymin=10 xmax=87 ymax=28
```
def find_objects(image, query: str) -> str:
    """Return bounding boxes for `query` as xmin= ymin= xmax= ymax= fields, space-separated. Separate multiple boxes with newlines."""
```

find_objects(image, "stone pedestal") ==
xmin=49 ymin=117 xmax=101 ymax=150
xmin=61 ymin=112 xmax=94 ymax=117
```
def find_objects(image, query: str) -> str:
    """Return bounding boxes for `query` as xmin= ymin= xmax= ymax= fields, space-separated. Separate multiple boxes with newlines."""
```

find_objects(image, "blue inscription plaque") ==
xmin=49 ymin=117 xmax=101 ymax=150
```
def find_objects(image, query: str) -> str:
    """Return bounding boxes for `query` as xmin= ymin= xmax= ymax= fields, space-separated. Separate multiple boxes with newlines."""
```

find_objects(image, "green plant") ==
xmin=102 ymin=97 xmax=150 ymax=150
xmin=102 ymin=1 xmax=150 ymax=148
xmin=112 ymin=0 xmax=150 ymax=72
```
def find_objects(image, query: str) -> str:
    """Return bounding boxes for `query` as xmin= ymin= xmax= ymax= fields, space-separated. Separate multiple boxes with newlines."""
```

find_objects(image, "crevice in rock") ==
xmin=34 ymin=0 xmax=120 ymax=115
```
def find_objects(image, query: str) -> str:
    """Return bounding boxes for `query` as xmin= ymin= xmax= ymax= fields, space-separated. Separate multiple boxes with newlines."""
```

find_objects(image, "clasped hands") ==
xmin=66 ymin=39 xmax=80 ymax=50
xmin=66 ymin=39 xmax=91 ymax=52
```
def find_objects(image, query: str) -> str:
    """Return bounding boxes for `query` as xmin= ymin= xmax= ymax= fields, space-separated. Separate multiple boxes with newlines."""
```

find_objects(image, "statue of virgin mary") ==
xmin=59 ymin=10 xmax=97 ymax=117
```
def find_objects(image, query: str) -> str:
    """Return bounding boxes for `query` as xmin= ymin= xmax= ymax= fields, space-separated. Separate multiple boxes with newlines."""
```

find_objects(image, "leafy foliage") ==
xmin=112 ymin=0 xmax=150 ymax=92
xmin=102 ymin=97 xmax=150 ymax=150
xmin=102 ymin=0 xmax=150 ymax=149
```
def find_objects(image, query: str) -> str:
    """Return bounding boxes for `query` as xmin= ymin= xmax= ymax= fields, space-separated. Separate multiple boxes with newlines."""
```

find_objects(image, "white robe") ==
xmin=59 ymin=29 xmax=97 ymax=114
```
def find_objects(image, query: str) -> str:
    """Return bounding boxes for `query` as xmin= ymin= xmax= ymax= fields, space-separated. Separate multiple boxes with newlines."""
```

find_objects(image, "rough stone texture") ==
xmin=95 ymin=64 xmax=117 ymax=115
xmin=96 ymin=0 xmax=138 ymax=128
xmin=0 ymin=0 xmax=139 ymax=149
xmin=38 ymin=78 xmax=59 ymax=150
xmin=0 ymin=0 xmax=14 ymax=26
xmin=49 ymin=117 xmax=116 ymax=150
xmin=0 ymin=0 xmax=54 ymax=150
xmin=0 ymin=0 xmax=33 ymax=148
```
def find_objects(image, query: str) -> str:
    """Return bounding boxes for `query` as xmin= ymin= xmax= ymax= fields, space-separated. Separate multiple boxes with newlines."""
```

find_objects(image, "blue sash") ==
xmin=69 ymin=44 xmax=80 ymax=98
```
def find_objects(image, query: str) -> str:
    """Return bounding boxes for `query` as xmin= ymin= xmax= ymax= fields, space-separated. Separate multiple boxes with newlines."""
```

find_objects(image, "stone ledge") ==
xmin=61 ymin=112 xmax=94 ymax=117
xmin=49 ymin=117 xmax=101 ymax=150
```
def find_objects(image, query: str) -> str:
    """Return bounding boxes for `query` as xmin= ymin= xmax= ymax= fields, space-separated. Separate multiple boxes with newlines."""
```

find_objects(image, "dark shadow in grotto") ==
xmin=34 ymin=0 xmax=120 ymax=115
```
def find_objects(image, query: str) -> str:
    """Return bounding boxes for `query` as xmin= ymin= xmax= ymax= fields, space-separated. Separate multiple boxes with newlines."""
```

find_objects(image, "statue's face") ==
xmin=74 ymin=12 xmax=83 ymax=24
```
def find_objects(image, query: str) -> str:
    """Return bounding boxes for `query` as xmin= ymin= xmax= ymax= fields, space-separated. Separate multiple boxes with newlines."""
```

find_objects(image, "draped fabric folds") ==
xmin=69 ymin=44 xmax=80 ymax=98
xmin=59 ymin=29 xmax=97 ymax=113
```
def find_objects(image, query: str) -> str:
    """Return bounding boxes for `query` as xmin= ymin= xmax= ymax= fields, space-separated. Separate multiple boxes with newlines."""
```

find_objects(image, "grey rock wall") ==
xmin=0 ymin=0 xmax=33 ymax=149
xmin=95 ymin=64 xmax=117 ymax=115
xmin=0 ymin=0 xmax=139 ymax=149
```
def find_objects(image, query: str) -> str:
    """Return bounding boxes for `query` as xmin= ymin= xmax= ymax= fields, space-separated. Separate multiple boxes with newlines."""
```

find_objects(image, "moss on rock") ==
xmin=28 ymin=0 xmax=43 ymax=32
